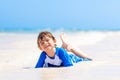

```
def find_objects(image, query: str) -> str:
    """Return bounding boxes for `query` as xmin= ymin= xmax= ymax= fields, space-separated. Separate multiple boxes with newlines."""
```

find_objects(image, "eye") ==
xmin=40 ymin=41 xmax=44 ymax=45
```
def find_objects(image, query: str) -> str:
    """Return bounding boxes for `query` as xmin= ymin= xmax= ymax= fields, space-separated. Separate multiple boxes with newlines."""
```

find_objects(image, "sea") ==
xmin=0 ymin=26 xmax=120 ymax=33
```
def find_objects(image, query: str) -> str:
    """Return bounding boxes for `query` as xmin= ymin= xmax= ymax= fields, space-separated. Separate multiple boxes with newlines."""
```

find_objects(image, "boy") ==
xmin=35 ymin=31 xmax=92 ymax=68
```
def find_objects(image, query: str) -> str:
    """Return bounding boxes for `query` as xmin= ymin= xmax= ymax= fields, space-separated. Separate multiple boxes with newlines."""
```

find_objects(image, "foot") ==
xmin=60 ymin=33 xmax=73 ymax=52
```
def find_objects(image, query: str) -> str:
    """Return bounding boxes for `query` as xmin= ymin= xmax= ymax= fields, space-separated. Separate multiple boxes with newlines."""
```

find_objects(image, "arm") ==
xmin=58 ymin=48 xmax=73 ymax=67
xmin=35 ymin=52 xmax=46 ymax=68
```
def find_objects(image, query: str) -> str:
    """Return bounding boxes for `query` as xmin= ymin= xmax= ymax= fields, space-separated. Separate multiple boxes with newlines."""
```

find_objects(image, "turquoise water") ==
xmin=0 ymin=26 xmax=120 ymax=33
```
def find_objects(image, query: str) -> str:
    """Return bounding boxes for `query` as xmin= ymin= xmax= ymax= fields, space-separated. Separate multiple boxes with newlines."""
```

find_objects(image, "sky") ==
xmin=0 ymin=0 xmax=120 ymax=31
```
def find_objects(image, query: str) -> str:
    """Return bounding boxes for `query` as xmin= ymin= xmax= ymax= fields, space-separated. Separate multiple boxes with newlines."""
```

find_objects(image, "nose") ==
xmin=43 ymin=41 xmax=48 ymax=46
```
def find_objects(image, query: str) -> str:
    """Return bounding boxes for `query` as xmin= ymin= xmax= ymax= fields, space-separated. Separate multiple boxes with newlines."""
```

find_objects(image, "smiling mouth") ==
xmin=45 ymin=45 xmax=50 ymax=49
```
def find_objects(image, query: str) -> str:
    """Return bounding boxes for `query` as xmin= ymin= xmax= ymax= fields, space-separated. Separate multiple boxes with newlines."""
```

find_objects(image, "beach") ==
xmin=0 ymin=31 xmax=120 ymax=80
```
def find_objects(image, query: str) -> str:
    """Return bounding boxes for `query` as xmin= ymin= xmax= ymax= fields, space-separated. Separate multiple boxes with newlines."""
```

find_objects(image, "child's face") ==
xmin=38 ymin=36 xmax=56 ymax=52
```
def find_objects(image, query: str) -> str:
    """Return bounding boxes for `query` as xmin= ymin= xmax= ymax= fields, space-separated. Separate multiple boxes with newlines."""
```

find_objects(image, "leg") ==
xmin=60 ymin=33 xmax=92 ymax=59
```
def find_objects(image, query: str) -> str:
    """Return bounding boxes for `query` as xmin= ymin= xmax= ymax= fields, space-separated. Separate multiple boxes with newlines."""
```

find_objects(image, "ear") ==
xmin=54 ymin=39 xmax=56 ymax=43
xmin=53 ymin=39 xmax=57 ymax=46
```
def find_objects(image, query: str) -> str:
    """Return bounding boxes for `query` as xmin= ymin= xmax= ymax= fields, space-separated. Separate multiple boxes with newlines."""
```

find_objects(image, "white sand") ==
xmin=0 ymin=31 xmax=120 ymax=80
